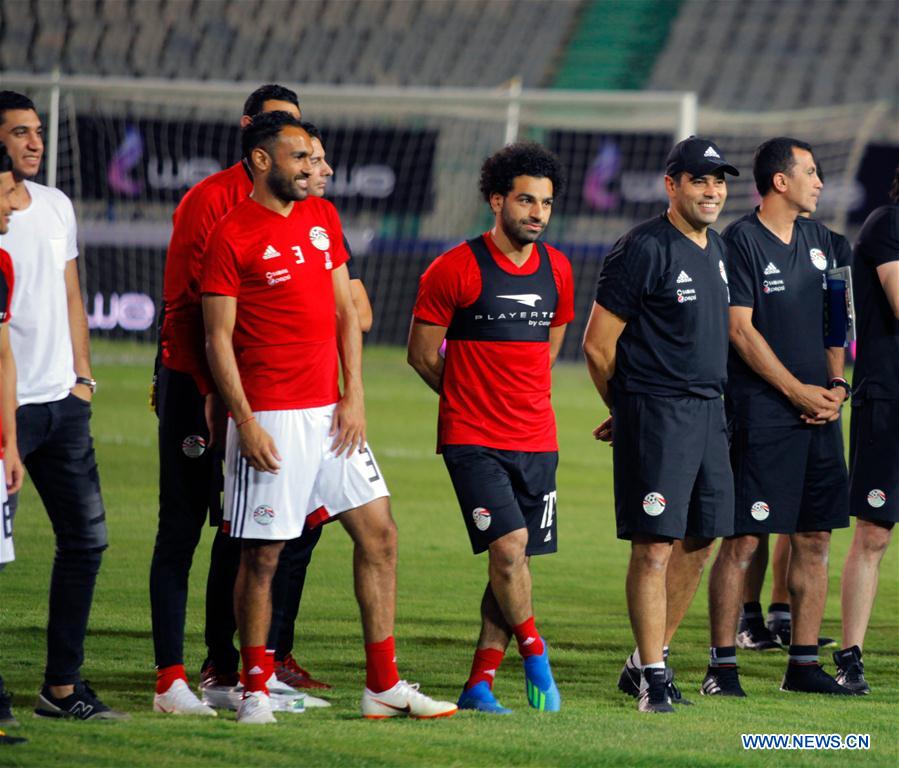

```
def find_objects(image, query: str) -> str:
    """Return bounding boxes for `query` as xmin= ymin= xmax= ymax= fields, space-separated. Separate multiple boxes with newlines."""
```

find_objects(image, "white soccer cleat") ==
xmin=236 ymin=691 xmax=277 ymax=725
xmin=361 ymin=680 xmax=458 ymax=720
xmin=266 ymin=673 xmax=309 ymax=713
xmin=301 ymin=693 xmax=331 ymax=709
xmin=153 ymin=679 xmax=217 ymax=716
xmin=198 ymin=680 xmax=243 ymax=711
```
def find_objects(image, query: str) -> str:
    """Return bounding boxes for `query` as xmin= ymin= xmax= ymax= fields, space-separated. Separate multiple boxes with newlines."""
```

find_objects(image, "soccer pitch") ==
xmin=1 ymin=341 xmax=896 ymax=767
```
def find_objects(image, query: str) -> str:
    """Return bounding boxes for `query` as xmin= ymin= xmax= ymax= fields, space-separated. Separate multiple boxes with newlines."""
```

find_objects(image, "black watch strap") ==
xmin=829 ymin=378 xmax=851 ymax=397
xmin=76 ymin=376 xmax=97 ymax=393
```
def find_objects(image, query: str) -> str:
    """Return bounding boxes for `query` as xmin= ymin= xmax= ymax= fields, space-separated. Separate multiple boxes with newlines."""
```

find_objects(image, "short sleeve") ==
xmin=61 ymin=192 xmax=78 ymax=261
xmin=724 ymin=233 xmax=756 ymax=308
xmin=830 ymin=231 xmax=853 ymax=268
xmin=550 ymin=250 xmax=575 ymax=326
xmin=594 ymin=233 xmax=655 ymax=320
xmin=863 ymin=209 xmax=899 ymax=267
xmin=201 ymin=223 xmax=242 ymax=297
xmin=413 ymin=249 xmax=475 ymax=326
xmin=343 ymin=235 xmax=360 ymax=280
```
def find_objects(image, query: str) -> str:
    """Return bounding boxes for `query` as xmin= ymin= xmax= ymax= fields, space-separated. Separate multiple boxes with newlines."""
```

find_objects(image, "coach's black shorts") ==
xmin=612 ymin=394 xmax=733 ymax=541
xmin=730 ymin=420 xmax=849 ymax=534
xmin=442 ymin=445 xmax=558 ymax=556
xmin=849 ymin=399 xmax=899 ymax=524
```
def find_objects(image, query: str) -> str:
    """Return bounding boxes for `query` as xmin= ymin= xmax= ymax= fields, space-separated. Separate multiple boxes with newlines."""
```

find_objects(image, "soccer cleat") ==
xmin=637 ymin=668 xmax=673 ymax=713
xmin=523 ymin=641 xmax=561 ymax=712
xmin=736 ymin=621 xmax=783 ymax=652
xmin=361 ymin=680 xmax=458 ymax=719
xmin=198 ymin=664 xmax=243 ymax=710
xmin=35 ymin=681 xmax=130 ymax=721
xmin=833 ymin=647 xmax=870 ymax=694
xmin=665 ymin=667 xmax=692 ymax=705
xmin=275 ymin=654 xmax=331 ymax=690
xmin=617 ymin=656 xmax=640 ymax=698
xmin=781 ymin=663 xmax=858 ymax=695
xmin=767 ymin=616 xmax=834 ymax=650
xmin=266 ymin=674 xmax=308 ymax=713
xmin=817 ymin=635 xmax=837 ymax=649
xmin=700 ymin=666 xmax=747 ymax=697
xmin=457 ymin=681 xmax=512 ymax=714
xmin=0 ymin=682 xmax=18 ymax=728
xmin=153 ymin=678 xmax=217 ymax=716
xmin=236 ymin=690 xmax=277 ymax=724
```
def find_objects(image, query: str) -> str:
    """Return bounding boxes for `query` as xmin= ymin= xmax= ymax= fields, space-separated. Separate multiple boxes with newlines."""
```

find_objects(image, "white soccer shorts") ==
xmin=223 ymin=405 xmax=390 ymax=540
xmin=0 ymin=460 xmax=13 ymax=564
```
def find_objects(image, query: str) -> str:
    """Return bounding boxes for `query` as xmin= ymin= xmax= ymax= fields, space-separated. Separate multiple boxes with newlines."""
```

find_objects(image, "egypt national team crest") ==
xmin=750 ymin=501 xmax=770 ymax=521
xmin=309 ymin=226 xmax=330 ymax=251
xmin=642 ymin=492 xmax=665 ymax=517
xmin=809 ymin=248 xmax=827 ymax=271
xmin=866 ymin=489 xmax=886 ymax=509
xmin=253 ymin=505 xmax=275 ymax=525
xmin=181 ymin=435 xmax=206 ymax=458
xmin=472 ymin=507 xmax=492 ymax=531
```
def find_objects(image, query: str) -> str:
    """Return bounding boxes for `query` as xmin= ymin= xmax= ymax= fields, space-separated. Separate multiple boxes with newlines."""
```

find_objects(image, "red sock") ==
xmin=156 ymin=663 xmax=187 ymax=695
xmin=265 ymin=648 xmax=276 ymax=681
xmin=465 ymin=647 xmax=505 ymax=690
xmin=240 ymin=646 xmax=269 ymax=693
xmin=513 ymin=617 xmax=545 ymax=658
xmin=365 ymin=636 xmax=400 ymax=693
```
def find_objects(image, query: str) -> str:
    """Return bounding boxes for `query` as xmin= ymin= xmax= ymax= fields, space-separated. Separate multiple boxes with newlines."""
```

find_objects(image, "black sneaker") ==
xmin=781 ymin=663 xmax=858 ymax=695
xmin=665 ymin=667 xmax=692 ymax=705
xmin=0 ymin=681 xmax=18 ymax=728
xmin=833 ymin=647 xmax=870 ymax=694
xmin=637 ymin=668 xmax=674 ymax=713
xmin=767 ymin=616 xmax=833 ymax=649
xmin=700 ymin=665 xmax=747 ymax=697
xmin=736 ymin=620 xmax=783 ymax=652
xmin=617 ymin=656 xmax=640 ymax=698
xmin=34 ymin=681 xmax=130 ymax=720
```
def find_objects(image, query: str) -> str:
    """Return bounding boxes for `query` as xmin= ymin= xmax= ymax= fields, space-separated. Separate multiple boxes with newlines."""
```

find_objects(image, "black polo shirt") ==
xmin=724 ymin=211 xmax=849 ymax=427
xmin=595 ymin=213 xmax=730 ymax=402
xmin=851 ymin=204 xmax=899 ymax=400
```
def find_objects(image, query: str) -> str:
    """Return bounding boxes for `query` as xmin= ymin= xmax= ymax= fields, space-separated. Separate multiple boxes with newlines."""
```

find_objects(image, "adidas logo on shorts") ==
xmin=676 ymin=270 xmax=692 ymax=284
xmin=763 ymin=262 xmax=781 ymax=275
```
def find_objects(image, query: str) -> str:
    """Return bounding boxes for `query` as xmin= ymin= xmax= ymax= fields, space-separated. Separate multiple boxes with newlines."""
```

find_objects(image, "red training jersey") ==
xmin=161 ymin=161 xmax=253 ymax=394
xmin=201 ymin=196 xmax=349 ymax=412
xmin=413 ymin=232 xmax=574 ymax=452
xmin=0 ymin=248 xmax=14 ymax=459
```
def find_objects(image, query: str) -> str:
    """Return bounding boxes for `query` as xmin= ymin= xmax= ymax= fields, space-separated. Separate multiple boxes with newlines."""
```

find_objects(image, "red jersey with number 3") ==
xmin=201 ymin=196 xmax=348 ymax=411
xmin=0 ymin=248 xmax=14 ymax=459
xmin=413 ymin=232 xmax=574 ymax=452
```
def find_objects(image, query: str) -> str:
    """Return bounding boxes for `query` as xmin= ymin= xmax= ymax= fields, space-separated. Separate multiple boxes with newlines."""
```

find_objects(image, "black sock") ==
xmin=788 ymin=644 xmax=818 ymax=664
xmin=710 ymin=645 xmax=737 ymax=667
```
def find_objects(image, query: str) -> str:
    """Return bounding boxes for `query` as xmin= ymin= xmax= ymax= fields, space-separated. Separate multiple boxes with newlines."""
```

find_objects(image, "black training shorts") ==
xmin=612 ymin=393 xmax=734 ymax=541
xmin=730 ymin=419 xmax=849 ymax=534
xmin=849 ymin=399 xmax=899 ymax=525
xmin=442 ymin=445 xmax=558 ymax=556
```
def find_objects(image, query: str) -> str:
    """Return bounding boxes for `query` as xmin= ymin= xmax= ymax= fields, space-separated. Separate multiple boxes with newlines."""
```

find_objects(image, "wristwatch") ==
xmin=76 ymin=376 xmax=97 ymax=393
xmin=829 ymin=377 xmax=851 ymax=398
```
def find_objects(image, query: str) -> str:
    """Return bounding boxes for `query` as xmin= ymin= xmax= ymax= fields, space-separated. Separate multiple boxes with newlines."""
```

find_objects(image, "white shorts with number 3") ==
xmin=223 ymin=405 xmax=389 ymax=540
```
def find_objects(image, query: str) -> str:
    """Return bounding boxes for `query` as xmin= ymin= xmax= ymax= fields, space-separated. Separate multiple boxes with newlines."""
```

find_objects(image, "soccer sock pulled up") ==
xmin=240 ymin=645 xmax=270 ymax=693
xmin=465 ymin=647 xmax=506 ymax=690
xmin=156 ymin=663 xmax=188 ymax=694
xmin=365 ymin=636 xmax=400 ymax=693
xmin=513 ymin=617 xmax=545 ymax=658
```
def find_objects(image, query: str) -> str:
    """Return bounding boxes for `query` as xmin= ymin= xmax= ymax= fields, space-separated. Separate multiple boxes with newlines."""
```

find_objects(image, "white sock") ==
xmin=639 ymin=661 xmax=665 ymax=691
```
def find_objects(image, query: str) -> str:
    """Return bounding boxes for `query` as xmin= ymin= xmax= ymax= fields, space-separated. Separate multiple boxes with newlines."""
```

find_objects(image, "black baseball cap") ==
xmin=665 ymin=136 xmax=739 ymax=178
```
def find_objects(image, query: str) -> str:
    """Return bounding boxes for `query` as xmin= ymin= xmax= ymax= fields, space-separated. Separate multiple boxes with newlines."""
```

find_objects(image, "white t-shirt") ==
xmin=0 ymin=181 xmax=78 ymax=405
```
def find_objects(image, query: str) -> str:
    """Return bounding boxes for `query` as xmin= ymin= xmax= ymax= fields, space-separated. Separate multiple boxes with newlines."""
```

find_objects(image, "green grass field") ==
xmin=1 ymin=341 xmax=896 ymax=767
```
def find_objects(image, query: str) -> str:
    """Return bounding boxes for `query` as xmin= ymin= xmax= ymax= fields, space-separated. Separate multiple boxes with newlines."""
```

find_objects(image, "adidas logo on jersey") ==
xmin=262 ymin=245 xmax=281 ymax=260
xmin=704 ymin=146 xmax=721 ymax=159
xmin=676 ymin=270 xmax=692 ymax=283
xmin=763 ymin=262 xmax=781 ymax=275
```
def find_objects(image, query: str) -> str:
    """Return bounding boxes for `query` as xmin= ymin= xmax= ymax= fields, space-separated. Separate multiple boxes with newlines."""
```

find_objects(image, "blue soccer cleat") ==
xmin=523 ymin=640 xmax=561 ymax=712
xmin=457 ymin=681 xmax=512 ymax=714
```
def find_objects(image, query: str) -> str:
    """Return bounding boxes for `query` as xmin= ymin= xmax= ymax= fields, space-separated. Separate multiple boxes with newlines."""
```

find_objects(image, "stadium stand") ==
xmin=649 ymin=0 xmax=899 ymax=110
xmin=0 ymin=0 xmax=581 ymax=88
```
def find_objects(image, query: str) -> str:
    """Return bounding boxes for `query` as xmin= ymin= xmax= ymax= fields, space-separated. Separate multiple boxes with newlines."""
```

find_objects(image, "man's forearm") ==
xmin=0 ymin=335 xmax=17 ymax=452
xmin=825 ymin=347 xmax=845 ymax=381
xmin=730 ymin=324 xmax=802 ymax=399
xmin=336 ymin=301 xmax=364 ymax=399
xmin=205 ymin=333 xmax=252 ymax=423
xmin=68 ymin=290 xmax=92 ymax=378
xmin=584 ymin=351 xmax=613 ymax=409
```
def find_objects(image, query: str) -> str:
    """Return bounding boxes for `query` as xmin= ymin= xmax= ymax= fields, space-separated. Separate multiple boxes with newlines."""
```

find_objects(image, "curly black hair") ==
xmin=479 ymin=142 xmax=565 ymax=202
